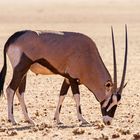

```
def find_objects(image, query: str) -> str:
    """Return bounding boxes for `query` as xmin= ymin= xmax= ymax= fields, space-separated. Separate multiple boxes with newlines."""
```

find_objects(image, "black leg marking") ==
xmin=8 ymin=119 xmax=11 ymax=122
xmin=9 ymin=53 xmax=32 ymax=91
xmin=60 ymin=79 xmax=70 ymax=96
xmin=18 ymin=75 xmax=29 ymax=113
xmin=25 ymin=106 xmax=28 ymax=113
xmin=69 ymin=78 xmax=80 ymax=95
xmin=101 ymin=95 xmax=118 ymax=118
xmin=79 ymin=105 xmax=82 ymax=114
xmin=8 ymin=53 xmax=32 ymax=123
xmin=11 ymin=104 xmax=13 ymax=115
xmin=18 ymin=75 xmax=27 ymax=95
xmin=59 ymin=105 xmax=62 ymax=113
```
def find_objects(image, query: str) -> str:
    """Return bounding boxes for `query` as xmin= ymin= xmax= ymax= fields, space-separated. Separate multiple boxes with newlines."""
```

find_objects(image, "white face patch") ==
xmin=7 ymin=45 xmax=22 ymax=68
xmin=102 ymin=94 xmax=118 ymax=111
xmin=102 ymin=96 xmax=111 ymax=108
xmin=106 ymin=95 xmax=118 ymax=112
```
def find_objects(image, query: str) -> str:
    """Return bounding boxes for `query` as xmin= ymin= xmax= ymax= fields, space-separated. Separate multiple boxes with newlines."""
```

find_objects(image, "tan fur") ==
xmin=30 ymin=63 xmax=54 ymax=75
xmin=9 ymin=30 xmax=112 ymax=102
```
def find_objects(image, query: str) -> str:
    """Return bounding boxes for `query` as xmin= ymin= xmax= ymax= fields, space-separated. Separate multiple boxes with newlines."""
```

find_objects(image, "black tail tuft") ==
xmin=0 ymin=47 xmax=7 ymax=96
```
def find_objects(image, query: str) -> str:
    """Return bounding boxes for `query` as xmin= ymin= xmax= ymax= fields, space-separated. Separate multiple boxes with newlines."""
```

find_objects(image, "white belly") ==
xmin=30 ymin=63 xmax=54 ymax=75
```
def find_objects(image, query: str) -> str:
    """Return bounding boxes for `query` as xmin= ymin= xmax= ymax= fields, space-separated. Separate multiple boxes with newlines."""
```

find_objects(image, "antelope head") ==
xmin=101 ymin=25 xmax=128 ymax=125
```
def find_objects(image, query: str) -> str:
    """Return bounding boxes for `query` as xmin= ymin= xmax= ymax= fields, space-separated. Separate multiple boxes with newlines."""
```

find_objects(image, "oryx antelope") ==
xmin=0 ymin=26 xmax=128 ymax=125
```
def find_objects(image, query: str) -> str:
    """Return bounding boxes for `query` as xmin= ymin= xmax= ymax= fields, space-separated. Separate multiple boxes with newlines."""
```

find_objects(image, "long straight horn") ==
xmin=111 ymin=26 xmax=117 ymax=92
xmin=118 ymin=25 xmax=128 ymax=94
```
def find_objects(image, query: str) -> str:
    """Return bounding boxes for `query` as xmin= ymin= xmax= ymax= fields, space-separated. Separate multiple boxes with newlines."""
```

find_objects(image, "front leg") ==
xmin=69 ymin=78 xmax=88 ymax=124
xmin=54 ymin=79 xmax=70 ymax=124
xmin=73 ymin=94 xmax=88 ymax=124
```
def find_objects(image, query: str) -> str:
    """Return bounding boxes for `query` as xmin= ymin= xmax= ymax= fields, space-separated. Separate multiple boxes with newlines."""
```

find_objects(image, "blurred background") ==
xmin=0 ymin=0 xmax=139 ymax=83
xmin=0 ymin=0 xmax=140 ymax=139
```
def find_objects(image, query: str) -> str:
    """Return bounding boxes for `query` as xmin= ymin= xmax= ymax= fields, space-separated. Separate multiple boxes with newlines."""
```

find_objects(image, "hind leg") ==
xmin=54 ymin=78 xmax=70 ymax=124
xmin=7 ymin=70 xmax=27 ymax=125
xmin=6 ymin=87 xmax=16 ymax=125
xmin=7 ymin=54 xmax=32 ymax=125
xmin=16 ymin=75 xmax=35 ymax=125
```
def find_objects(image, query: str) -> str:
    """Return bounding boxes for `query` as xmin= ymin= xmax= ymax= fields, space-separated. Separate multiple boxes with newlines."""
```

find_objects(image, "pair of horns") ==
xmin=112 ymin=25 xmax=128 ymax=94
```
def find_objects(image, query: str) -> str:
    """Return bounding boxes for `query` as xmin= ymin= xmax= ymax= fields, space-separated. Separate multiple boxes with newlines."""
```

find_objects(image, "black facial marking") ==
xmin=59 ymin=105 xmax=62 ymax=113
xmin=116 ymin=93 xmax=121 ymax=101
xmin=101 ymin=107 xmax=106 ymax=116
xmin=60 ymin=79 xmax=70 ymax=96
xmin=105 ymin=94 xmax=113 ymax=109
xmin=100 ymin=99 xmax=105 ymax=106
xmin=79 ymin=105 xmax=82 ymax=114
xmin=107 ymin=105 xmax=117 ymax=117
xmin=101 ymin=94 xmax=117 ymax=118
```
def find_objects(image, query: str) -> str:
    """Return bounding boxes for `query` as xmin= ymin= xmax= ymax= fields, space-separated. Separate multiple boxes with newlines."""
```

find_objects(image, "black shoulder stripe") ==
xmin=4 ymin=30 xmax=29 ymax=51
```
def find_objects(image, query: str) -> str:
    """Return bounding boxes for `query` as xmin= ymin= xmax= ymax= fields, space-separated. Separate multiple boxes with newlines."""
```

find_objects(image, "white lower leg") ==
xmin=16 ymin=92 xmax=35 ymax=125
xmin=54 ymin=95 xmax=65 ymax=124
xmin=6 ymin=87 xmax=17 ymax=125
xmin=73 ymin=94 xmax=87 ymax=123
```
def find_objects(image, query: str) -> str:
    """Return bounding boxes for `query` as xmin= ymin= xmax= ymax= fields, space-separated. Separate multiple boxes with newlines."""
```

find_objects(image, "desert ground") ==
xmin=0 ymin=0 xmax=140 ymax=139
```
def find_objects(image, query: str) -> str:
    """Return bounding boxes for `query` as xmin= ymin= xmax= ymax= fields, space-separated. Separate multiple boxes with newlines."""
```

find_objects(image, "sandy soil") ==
xmin=0 ymin=0 xmax=140 ymax=139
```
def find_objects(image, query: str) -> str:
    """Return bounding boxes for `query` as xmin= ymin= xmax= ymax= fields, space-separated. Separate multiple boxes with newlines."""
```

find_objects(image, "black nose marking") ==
xmin=106 ymin=121 xmax=111 ymax=125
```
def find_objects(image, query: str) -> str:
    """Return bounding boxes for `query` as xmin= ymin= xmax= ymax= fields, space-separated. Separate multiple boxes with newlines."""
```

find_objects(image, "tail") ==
xmin=0 ymin=30 xmax=29 ymax=96
xmin=0 ymin=46 xmax=7 ymax=96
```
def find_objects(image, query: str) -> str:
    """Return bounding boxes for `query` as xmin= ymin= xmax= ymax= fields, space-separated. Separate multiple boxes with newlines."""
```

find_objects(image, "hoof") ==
xmin=81 ymin=121 xmax=89 ymax=125
xmin=78 ymin=119 xmax=89 ymax=125
xmin=8 ymin=119 xmax=18 ymax=125
xmin=79 ymin=121 xmax=90 ymax=127
xmin=54 ymin=119 xmax=63 ymax=126
xmin=57 ymin=122 xmax=64 ymax=125
xmin=25 ymin=119 xmax=36 ymax=126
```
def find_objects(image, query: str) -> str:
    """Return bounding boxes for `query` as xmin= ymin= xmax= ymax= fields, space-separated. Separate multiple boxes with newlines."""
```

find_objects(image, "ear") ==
xmin=105 ymin=81 xmax=113 ymax=92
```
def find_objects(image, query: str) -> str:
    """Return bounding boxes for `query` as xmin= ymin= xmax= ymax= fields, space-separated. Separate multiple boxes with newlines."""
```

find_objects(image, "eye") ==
xmin=105 ymin=80 xmax=112 ymax=87
xmin=105 ymin=81 xmax=113 ymax=92
xmin=106 ymin=82 xmax=111 ymax=88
